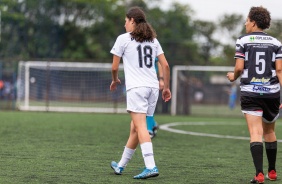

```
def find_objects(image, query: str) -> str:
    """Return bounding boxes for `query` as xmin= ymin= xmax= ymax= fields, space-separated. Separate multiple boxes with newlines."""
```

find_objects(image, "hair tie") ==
xmin=138 ymin=19 xmax=146 ymax=23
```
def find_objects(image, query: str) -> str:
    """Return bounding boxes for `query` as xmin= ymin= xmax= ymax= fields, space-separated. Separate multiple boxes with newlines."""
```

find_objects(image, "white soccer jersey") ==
xmin=110 ymin=32 xmax=164 ymax=90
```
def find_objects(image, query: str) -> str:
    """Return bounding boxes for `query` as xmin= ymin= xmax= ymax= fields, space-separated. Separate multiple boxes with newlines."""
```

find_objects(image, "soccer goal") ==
xmin=171 ymin=65 xmax=242 ymax=117
xmin=17 ymin=61 xmax=127 ymax=113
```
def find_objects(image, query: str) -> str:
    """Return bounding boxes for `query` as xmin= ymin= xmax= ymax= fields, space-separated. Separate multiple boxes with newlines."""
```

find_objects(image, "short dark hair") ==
xmin=248 ymin=6 xmax=271 ymax=30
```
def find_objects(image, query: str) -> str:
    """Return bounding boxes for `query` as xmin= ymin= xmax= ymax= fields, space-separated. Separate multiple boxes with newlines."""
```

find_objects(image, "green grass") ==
xmin=191 ymin=104 xmax=242 ymax=117
xmin=0 ymin=111 xmax=281 ymax=183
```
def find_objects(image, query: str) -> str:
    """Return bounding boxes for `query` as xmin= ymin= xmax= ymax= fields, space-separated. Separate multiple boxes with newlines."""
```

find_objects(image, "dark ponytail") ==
xmin=126 ymin=7 xmax=157 ymax=42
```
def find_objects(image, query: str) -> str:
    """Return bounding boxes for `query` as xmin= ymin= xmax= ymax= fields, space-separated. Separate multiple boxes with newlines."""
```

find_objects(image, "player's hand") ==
xmin=110 ymin=79 xmax=121 ymax=91
xmin=162 ymin=88 xmax=171 ymax=102
xmin=226 ymin=72 xmax=235 ymax=82
xmin=279 ymin=104 xmax=282 ymax=109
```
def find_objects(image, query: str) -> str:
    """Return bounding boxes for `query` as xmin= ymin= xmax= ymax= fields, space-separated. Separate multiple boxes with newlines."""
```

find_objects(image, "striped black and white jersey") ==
xmin=234 ymin=32 xmax=282 ymax=98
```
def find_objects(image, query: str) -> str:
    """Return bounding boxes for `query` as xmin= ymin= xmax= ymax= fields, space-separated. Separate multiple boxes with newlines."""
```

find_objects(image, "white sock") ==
xmin=118 ymin=147 xmax=136 ymax=168
xmin=140 ymin=142 xmax=156 ymax=169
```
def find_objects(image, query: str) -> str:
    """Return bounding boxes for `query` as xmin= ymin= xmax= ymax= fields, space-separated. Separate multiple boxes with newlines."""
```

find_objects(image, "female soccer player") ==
xmin=109 ymin=6 xmax=171 ymax=179
xmin=227 ymin=6 xmax=282 ymax=184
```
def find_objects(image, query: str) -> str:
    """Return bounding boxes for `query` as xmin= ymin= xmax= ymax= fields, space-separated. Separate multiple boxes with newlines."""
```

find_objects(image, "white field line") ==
xmin=159 ymin=122 xmax=282 ymax=142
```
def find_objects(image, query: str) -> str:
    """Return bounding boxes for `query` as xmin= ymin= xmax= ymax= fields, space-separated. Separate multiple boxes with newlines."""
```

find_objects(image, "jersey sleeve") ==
xmin=276 ymin=41 xmax=282 ymax=60
xmin=234 ymin=37 xmax=245 ymax=59
xmin=110 ymin=35 xmax=124 ymax=57
xmin=155 ymin=39 xmax=164 ymax=56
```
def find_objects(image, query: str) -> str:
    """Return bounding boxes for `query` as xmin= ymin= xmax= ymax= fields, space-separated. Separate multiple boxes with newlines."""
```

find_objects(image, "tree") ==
xmin=212 ymin=13 xmax=244 ymax=66
xmin=0 ymin=0 xmax=27 ymax=59
xmin=267 ymin=19 xmax=282 ymax=42
xmin=0 ymin=0 xmax=203 ymax=65
xmin=193 ymin=20 xmax=220 ymax=65
xmin=218 ymin=14 xmax=244 ymax=45
xmin=148 ymin=2 xmax=201 ymax=65
xmin=0 ymin=0 xmax=110 ymax=60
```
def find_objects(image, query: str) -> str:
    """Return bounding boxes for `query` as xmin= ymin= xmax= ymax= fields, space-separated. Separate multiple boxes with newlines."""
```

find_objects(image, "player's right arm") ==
xmin=227 ymin=58 xmax=244 ymax=82
xmin=110 ymin=55 xmax=121 ymax=91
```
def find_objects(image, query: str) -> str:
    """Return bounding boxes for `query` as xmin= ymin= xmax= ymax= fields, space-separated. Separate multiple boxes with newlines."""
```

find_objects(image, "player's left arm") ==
xmin=158 ymin=54 xmax=171 ymax=102
xmin=275 ymin=59 xmax=282 ymax=109
xmin=275 ymin=59 xmax=282 ymax=85
xmin=157 ymin=62 xmax=164 ymax=90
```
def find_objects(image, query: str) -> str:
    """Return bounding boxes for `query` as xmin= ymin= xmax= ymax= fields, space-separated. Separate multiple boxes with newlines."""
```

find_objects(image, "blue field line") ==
xmin=159 ymin=122 xmax=282 ymax=142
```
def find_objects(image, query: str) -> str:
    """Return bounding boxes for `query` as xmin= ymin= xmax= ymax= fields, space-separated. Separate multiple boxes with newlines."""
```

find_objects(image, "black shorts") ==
xmin=241 ymin=96 xmax=280 ymax=122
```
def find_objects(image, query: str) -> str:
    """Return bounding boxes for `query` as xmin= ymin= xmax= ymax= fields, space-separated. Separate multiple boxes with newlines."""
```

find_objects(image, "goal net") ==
xmin=171 ymin=65 xmax=242 ymax=117
xmin=17 ymin=61 xmax=127 ymax=113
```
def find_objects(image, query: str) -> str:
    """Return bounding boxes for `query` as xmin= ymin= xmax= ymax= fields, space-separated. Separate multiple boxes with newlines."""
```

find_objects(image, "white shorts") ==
xmin=126 ymin=87 xmax=159 ymax=116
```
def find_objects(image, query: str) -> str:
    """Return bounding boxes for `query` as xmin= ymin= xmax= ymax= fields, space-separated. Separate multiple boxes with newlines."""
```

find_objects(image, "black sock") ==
xmin=250 ymin=142 xmax=263 ymax=175
xmin=265 ymin=141 xmax=277 ymax=172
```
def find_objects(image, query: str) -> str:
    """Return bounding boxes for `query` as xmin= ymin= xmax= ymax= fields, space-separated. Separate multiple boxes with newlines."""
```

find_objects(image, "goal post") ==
xmin=171 ymin=65 xmax=241 ymax=117
xmin=17 ymin=61 xmax=127 ymax=113
xmin=17 ymin=62 xmax=242 ymax=116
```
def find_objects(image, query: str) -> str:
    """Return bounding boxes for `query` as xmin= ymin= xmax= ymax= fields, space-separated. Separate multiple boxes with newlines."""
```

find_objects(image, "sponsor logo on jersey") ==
xmin=253 ymin=85 xmax=271 ymax=92
xmin=255 ymin=36 xmax=272 ymax=41
xmin=250 ymin=36 xmax=255 ymax=42
xmin=249 ymin=36 xmax=272 ymax=42
xmin=250 ymin=77 xmax=270 ymax=85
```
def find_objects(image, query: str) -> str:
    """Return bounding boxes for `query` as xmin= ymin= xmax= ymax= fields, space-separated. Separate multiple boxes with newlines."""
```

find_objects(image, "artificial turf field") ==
xmin=0 ymin=111 xmax=282 ymax=184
